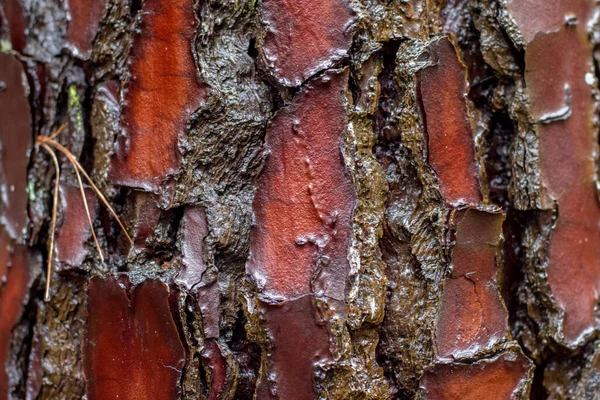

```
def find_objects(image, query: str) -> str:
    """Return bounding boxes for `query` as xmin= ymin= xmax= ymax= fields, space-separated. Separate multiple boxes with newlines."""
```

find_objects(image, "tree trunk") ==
xmin=0 ymin=0 xmax=599 ymax=398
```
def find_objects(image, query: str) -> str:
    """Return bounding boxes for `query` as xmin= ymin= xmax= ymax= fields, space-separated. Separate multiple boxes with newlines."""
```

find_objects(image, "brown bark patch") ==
xmin=437 ymin=209 xmax=508 ymax=358
xmin=65 ymin=0 xmax=109 ymax=58
xmin=201 ymin=340 xmax=229 ymax=400
xmin=247 ymin=69 xmax=355 ymax=301
xmin=0 ymin=229 xmax=10 ymax=284
xmin=54 ymin=185 xmax=98 ymax=268
xmin=417 ymin=37 xmax=481 ymax=207
xmin=420 ymin=348 xmax=533 ymax=399
xmin=260 ymin=0 xmax=354 ymax=86
xmin=525 ymin=26 xmax=600 ymax=344
xmin=197 ymin=281 xmax=219 ymax=339
xmin=506 ymin=0 xmax=595 ymax=44
xmin=84 ymin=277 xmax=185 ymax=400
xmin=130 ymin=192 xmax=161 ymax=252
xmin=3 ymin=0 xmax=26 ymax=53
xmin=0 ymin=239 xmax=30 ymax=400
xmin=109 ymin=0 xmax=206 ymax=191
xmin=178 ymin=205 xmax=208 ymax=290
xmin=256 ymin=295 xmax=332 ymax=400
xmin=0 ymin=52 xmax=32 ymax=242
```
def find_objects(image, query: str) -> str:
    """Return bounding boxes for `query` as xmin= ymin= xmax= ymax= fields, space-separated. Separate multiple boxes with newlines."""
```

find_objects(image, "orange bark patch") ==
xmin=525 ymin=26 xmax=600 ymax=344
xmin=417 ymin=37 xmax=481 ymax=206
xmin=420 ymin=349 xmax=532 ymax=400
xmin=0 ymin=241 xmax=30 ymax=400
xmin=110 ymin=0 xmax=206 ymax=191
xmin=54 ymin=185 xmax=98 ymax=268
xmin=436 ymin=209 xmax=508 ymax=358
xmin=260 ymin=0 xmax=354 ymax=86
xmin=256 ymin=296 xmax=332 ymax=400
xmin=247 ymin=69 xmax=355 ymax=300
xmin=65 ymin=0 xmax=108 ymax=58
xmin=0 ymin=52 xmax=32 ymax=242
xmin=84 ymin=277 xmax=185 ymax=400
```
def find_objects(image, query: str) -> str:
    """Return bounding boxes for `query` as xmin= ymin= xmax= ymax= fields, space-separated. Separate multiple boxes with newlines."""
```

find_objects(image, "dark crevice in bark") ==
xmin=374 ymin=38 xmax=436 ymax=398
xmin=129 ymin=0 xmax=143 ymax=18
xmin=530 ymin=360 xmax=547 ymax=400
xmin=10 ymin=285 xmax=38 ymax=399
xmin=76 ymin=66 xmax=98 ymax=176
xmin=246 ymin=32 xmax=285 ymax=115
xmin=373 ymin=39 xmax=401 ymax=143
xmin=3 ymin=0 xmax=600 ymax=398
xmin=247 ymin=37 xmax=258 ymax=61
xmin=500 ymin=210 xmax=524 ymax=336
xmin=230 ymin=310 xmax=261 ymax=400
xmin=484 ymin=110 xmax=514 ymax=207
xmin=181 ymin=290 xmax=207 ymax=399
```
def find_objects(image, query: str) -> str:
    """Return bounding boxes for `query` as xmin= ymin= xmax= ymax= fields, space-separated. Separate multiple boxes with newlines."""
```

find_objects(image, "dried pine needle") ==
xmin=36 ymin=125 xmax=132 ymax=301
xmin=37 ymin=142 xmax=60 ymax=301
xmin=38 ymin=136 xmax=133 ymax=245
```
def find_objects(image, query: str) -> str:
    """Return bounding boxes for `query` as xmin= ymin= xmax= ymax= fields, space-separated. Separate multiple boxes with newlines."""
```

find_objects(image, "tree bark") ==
xmin=0 ymin=0 xmax=599 ymax=399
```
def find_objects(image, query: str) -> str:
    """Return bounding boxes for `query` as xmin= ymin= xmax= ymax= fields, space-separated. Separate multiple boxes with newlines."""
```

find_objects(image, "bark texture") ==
xmin=0 ymin=0 xmax=600 ymax=399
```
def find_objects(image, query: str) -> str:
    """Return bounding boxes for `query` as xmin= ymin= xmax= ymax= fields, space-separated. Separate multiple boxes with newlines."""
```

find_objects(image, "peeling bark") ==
xmin=259 ymin=0 xmax=354 ymax=86
xmin=84 ymin=277 xmax=185 ymax=399
xmin=54 ymin=185 xmax=98 ymax=268
xmin=436 ymin=208 xmax=508 ymax=360
xmin=64 ymin=0 xmax=109 ymax=59
xmin=417 ymin=37 xmax=481 ymax=207
xmin=0 ymin=52 xmax=32 ymax=242
xmin=1 ymin=0 xmax=600 ymax=398
xmin=420 ymin=346 xmax=533 ymax=400
xmin=109 ymin=0 xmax=207 ymax=192
xmin=247 ymin=68 xmax=354 ymax=301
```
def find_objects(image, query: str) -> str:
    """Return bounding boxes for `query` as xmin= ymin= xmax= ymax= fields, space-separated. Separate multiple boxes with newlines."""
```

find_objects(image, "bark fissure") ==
xmin=2 ymin=0 xmax=600 ymax=398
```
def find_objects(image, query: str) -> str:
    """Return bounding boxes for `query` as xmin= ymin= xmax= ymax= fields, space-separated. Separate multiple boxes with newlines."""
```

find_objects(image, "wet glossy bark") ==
xmin=1 ymin=0 xmax=600 ymax=399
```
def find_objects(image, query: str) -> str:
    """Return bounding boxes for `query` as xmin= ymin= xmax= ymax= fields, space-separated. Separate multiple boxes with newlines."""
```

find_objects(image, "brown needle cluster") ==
xmin=36 ymin=124 xmax=133 ymax=300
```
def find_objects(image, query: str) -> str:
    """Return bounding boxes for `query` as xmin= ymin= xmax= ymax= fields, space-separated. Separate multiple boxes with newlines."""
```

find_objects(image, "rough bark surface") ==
xmin=1 ymin=0 xmax=600 ymax=399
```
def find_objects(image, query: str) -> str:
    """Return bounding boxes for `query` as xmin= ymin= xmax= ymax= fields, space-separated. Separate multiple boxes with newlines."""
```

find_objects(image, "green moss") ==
xmin=0 ymin=40 xmax=12 ymax=53
xmin=68 ymin=85 xmax=85 ymax=135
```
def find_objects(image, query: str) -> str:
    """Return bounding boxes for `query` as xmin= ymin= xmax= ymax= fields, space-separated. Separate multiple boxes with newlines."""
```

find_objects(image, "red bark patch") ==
xmin=260 ymin=0 xmax=354 ymax=86
xmin=197 ymin=281 xmax=220 ymax=339
xmin=247 ymin=69 xmax=355 ymax=301
xmin=506 ymin=0 xmax=595 ymax=44
xmin=0 ymin=228 xmax=10 ymax=284
xmin=177 ymin=206 xmax=208 ymax=290
xmin=417 ymin=37 xmax=481 ymax=207
xmin=54 ymin=185 xmax=98 ymax=268
xmin=525 ymin=26 xmax=600 ymax=344
xmin=84 ymin=277 xmax=185 ymax=400
xmin=420 ymin=348 xmax=532 ymax=399
xmin=65 ymin=0 xmax=108 ymax=58
xmin=130 ymin=192 xmax=161 ymax=252
xmin=437 ymin=209 xmax=508 ymax=358
xmin=177 ymin=206 xmax=220 ymax=339
xmin=256 ymin=296 xmax=332 ymax=400
xmin=0 ymin=52 xmax=32 ymax=242
xmin=0 ymin=241 xmax=30 ymax=400
xmin=3 ymin=0 xmax=26 ymax=53
xmin=25 ymin=329 xmax=43 ymax=400
xmin=109 ymin=0 xmax=206 ymax=191
xmin=201 ymin=340 xmax=228 ymax=400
